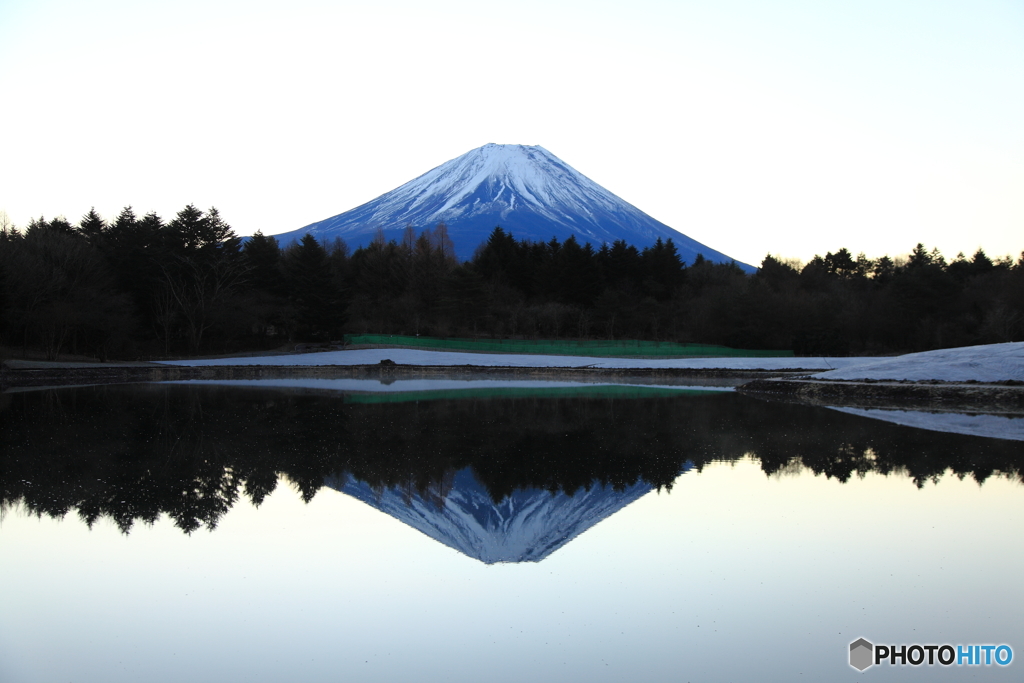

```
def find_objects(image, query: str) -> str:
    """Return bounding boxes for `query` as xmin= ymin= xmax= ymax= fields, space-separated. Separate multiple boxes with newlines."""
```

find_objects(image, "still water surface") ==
xmin=1 ymin=380 xmax=1021 ymax=682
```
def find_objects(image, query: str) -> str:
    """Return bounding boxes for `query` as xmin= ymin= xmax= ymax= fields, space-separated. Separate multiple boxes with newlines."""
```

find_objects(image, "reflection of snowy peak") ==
xmin=272 ymin=143 xmax=750 ymax=268
xmin=326 ymin=468 xmax=659 ymax=564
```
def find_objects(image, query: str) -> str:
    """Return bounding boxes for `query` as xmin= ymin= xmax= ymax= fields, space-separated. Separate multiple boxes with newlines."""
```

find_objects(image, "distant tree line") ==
xmin=282 ymin=225 xmax=1024 ymax=354
xmin=1 ymin=208 xmax=1022 ymax=358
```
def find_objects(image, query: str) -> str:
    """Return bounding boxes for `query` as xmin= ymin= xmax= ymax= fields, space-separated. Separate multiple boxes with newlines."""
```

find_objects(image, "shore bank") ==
xmin=5 ymin=343 xmax=1022 ymax=414
xmin=0 ymin=362 xmax=813 ymax=390
xmin=737 ymin=377 xmax=1024 ymax=414
xmin=6 ymin=363 xmax=1021 ymax=414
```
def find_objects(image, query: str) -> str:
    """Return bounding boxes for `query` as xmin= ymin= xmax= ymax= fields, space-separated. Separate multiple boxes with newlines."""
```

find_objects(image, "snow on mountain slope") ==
xmin=272 ymin=143 xmax=752 ymax=268
xmin=326 ymin=467 xmax=675 ymax=564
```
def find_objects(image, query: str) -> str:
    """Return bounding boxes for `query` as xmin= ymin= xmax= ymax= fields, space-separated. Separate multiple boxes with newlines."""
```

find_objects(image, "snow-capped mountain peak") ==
xmin=273 ymin=143 xmax=750 ymax=268
xmin=397 ymin=143 xmax=622 ymax=226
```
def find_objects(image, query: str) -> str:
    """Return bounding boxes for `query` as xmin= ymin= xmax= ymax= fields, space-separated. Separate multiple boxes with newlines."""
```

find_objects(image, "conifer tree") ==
xmin=285 ymin=234 xmax=346 ymax=340
xmin=243 ymin=230 xmax=285 ymax=294
xmin=77 ymin=207 xmax=107 ymax=243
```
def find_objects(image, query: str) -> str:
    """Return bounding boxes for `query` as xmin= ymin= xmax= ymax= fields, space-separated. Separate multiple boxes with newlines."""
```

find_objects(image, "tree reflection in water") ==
xmin=1 ymin=384 xmax=1020 ymax=536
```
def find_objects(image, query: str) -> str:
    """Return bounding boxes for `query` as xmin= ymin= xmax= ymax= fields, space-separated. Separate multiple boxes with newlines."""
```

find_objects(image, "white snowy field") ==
xmin=156 ymin=348 xmax=870 ymax=371
xmin=154 ymin=342 xmax=1024 ymax=382
xmin=812 ymin=342 xmax=1024 ymax=382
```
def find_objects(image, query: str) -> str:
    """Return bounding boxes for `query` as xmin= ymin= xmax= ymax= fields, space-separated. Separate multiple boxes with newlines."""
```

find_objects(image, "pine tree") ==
xmin=166 ymin=204 xmax=235 ymax=259
xmin=285 ymin=234 xmax=346 ymax=340
xmin=243 ymin=230 xmax=285 ymax=295
xmin=78 ymin=207 xmax=107 ymax=243
xmin=106 ymin=206 xmax=139 ymax=249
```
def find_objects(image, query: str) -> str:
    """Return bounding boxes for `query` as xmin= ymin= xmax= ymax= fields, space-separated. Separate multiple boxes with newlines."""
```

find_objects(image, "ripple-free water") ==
xmin=1 ymin=381 xmax=1021 ymax=682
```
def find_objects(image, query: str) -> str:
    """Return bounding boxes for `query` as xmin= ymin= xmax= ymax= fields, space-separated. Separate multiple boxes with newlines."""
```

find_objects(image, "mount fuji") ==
xmin=272 ymin=143 xmax=751 ymax=269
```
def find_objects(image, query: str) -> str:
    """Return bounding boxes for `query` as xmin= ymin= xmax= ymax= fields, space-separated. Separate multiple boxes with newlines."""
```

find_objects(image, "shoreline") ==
xmin=737 ymin=377 xmax=1024 ymax=414
xmin=3 ymin=357 xmax=1022 ymax=414
xmin=0 ymin=362 xmax=807 ymax=390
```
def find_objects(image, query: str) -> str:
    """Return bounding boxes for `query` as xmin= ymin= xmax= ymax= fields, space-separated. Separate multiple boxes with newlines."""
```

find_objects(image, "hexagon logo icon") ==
xmin=850 ymin=638 xmax=874 ymax=671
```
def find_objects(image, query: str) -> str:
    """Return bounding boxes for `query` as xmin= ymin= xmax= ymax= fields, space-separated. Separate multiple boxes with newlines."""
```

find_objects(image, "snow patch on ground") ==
xmin=812 ymin=342 xmax=1024 ymax=382
xmin=158 ymin=348 xmax=872 ymax=370
xmin=829 ymin=406 xmax=1024 ymax=442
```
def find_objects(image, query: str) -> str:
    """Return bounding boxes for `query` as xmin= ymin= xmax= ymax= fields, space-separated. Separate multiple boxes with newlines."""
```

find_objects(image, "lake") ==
xmin=1 ymin=380 xmax=1021 ymax=682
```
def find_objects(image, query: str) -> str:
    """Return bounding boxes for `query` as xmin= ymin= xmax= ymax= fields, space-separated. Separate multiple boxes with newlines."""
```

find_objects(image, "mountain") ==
xmin=325 ymin=467 xmax=680 ymax=564
xmin=272 ymin=143 xmax=752 ymax=269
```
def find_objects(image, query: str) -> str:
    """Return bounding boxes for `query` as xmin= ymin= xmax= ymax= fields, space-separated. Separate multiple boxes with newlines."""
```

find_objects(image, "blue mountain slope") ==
xmin=325 ymin=468 xmax=671 ymax=564
xmin=271 ymin=143 xmax=753 ymax=269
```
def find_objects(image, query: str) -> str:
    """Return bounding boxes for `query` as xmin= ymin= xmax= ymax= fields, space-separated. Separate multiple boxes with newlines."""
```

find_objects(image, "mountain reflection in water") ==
xmin=1 ymin=382 xmax=1021 ymax=547
xmin=329 ymin=467 xmax=665 ymax=563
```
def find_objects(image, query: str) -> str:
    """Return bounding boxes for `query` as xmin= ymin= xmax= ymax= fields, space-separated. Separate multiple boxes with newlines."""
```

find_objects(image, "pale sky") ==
xmin=1 ymin=0 xmax=1022 ymax=266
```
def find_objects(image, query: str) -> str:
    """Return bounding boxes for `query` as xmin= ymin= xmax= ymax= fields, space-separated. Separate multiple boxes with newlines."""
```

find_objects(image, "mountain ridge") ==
xmin=272 ymin=143 xmax=752 ymax=269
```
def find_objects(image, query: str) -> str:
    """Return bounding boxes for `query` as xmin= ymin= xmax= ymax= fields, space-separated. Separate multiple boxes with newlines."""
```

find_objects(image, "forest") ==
xmin=1 ymin=205 xmax=1022 ymax=359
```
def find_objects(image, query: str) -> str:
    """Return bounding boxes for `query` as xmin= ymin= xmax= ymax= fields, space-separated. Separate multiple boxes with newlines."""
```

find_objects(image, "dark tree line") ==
xmin=335 ymin=227 xmax=1024 ymax=354
xmin=2 ymin=208 xmax=1022 ymax=358
xmin=0 ymin=207 xmax=347 ymax=358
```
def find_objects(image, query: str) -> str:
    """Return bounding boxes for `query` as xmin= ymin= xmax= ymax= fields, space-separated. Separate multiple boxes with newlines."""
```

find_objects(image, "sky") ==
xmin=1 ymin=0 xmax=1022 ymax=266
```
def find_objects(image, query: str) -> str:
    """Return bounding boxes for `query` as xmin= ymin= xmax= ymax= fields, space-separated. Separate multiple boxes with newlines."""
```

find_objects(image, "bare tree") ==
xmin=160 ymin=252 xmax=251 ymax=354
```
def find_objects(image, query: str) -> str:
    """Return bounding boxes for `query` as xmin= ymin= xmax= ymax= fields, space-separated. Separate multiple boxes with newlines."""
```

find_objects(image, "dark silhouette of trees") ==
xmin=1 ymin=204 xmax=1021 ymax=357
xmin=240 ymin=230 xmax=290 ymax=340
xmin=244 ymin=230 xmax=286 ymax=294
xmin=1 ymin=205 xmax=257 ymax=358
xmin=0 ymin=220 xmax=133 ymax=359
xmin=156 ymin=206 xmax=249 ymax=353
xmin=295 ymin=227 xmax=1023 ymax=352
xmin=284 ymin=234 xmax=346 ymax=340
xmin=77 ymin=207 xmax=107 ymax=242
